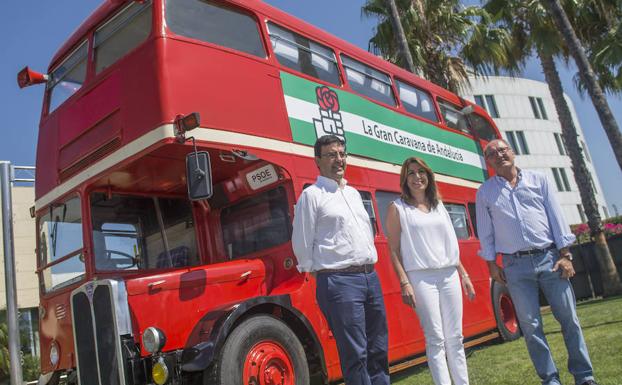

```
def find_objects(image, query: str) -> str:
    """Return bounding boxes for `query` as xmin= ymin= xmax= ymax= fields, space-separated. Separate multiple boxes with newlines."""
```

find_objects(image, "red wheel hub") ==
xmin=499 ymin=293 xmax=519 ymax=333
xmin=243 ymin=341 xmax=294 ymax=385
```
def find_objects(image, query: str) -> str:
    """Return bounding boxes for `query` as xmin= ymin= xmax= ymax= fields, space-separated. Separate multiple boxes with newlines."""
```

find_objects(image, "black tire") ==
xmin=206 ymin=315 xmax=310 ymax=385
xmin=492 ymin=281 xmax=521 ymax=341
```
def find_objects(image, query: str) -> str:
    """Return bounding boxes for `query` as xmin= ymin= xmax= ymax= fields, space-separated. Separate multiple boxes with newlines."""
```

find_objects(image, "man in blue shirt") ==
xmin=476 ymin=139 xmax=597 ymax=385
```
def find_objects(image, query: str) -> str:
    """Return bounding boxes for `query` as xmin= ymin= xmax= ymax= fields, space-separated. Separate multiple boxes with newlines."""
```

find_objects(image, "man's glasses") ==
xmin=321 ymin=151 xmax=348 ymax=160
xmin=485 ymin=147 xmax=510 ymax=159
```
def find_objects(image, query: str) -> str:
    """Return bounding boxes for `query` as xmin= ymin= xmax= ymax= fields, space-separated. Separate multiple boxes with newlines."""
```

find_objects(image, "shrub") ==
xmin=572 ymin=215 xmax=622 ymax=243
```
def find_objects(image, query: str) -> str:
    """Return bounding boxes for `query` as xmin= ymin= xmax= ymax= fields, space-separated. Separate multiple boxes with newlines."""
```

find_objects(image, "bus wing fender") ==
xmin=180 ymin=295 xmax=324 ymax=374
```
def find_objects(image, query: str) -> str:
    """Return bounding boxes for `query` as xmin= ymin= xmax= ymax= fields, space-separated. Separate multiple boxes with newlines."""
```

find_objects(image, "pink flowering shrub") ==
xmin=571 ymin=216 xmax=622 ymax=243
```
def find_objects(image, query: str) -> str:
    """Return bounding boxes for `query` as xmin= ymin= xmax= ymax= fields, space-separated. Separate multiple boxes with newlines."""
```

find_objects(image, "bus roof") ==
xmin=49 ymin=0 xmax=466 ymax=105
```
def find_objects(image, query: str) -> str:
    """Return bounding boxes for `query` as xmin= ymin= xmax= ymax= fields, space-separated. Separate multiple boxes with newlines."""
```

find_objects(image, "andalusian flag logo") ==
xmin=313 ymin=86 xmax=345 ymax=142
xmin=281 ymin=72 xmax=487 ymax=182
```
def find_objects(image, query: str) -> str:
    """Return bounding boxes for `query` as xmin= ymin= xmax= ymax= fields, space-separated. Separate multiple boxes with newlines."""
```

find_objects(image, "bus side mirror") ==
xmin=186 ymin=151 xmax=213 ymax=201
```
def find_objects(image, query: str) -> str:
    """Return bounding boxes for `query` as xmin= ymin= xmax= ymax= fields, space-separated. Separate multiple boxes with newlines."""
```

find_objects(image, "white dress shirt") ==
xmin=292 ymin=176 xmax=377 ymax=272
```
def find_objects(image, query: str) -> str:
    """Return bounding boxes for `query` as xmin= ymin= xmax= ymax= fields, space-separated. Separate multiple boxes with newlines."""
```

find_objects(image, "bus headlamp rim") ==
xmin=143 ymin=326 xmax=166 ymax=354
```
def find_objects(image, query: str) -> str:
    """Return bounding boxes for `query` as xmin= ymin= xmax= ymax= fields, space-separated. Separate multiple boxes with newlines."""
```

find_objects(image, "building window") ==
xmin=473 ymin=94 xmax=499 ymax=118
xmin=529 ymin=96 xmax=547 ymax=119
xmin=603 ymin=206 xmax=609 ymax=218
xmin=474 ymin=95 xmax=485 ymax=109
xmin=559 ymin=168 xmax=571 ymax=191
xmin=577 ymin=204 xmax=587 ymax=223
xmin=589 ymin=176 xmax=598 ymax=194
xmin=552 ymin=168 xmax=571 ymax=192
xmin=505 ymin=131 xmax=529 ymax=155
xmin=554 ymin=133 xmax=566 ymax=155
xmin=485 ymin=95 xmax=500 ymax=118
xmin=581 ymin=140 xmax=592 ymax=162
xmin=516 ymin=131 xmax=529 ymax=154
xmin=536 ymin=97 xmax=548 ymax=119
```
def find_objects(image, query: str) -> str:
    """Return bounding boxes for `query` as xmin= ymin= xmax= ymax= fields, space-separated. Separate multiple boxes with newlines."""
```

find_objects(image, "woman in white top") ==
xmin=385 ymin=156 xmax=475 ymax=385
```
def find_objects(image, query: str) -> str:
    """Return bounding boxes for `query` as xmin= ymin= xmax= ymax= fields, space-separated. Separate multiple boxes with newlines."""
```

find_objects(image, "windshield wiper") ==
xmin=50 ymin=203 xmax=67 ymax=257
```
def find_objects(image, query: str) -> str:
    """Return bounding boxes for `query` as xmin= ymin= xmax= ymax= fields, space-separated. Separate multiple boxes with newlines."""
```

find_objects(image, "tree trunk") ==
xmin=593 ymin=232 xmax=622 ymax=296
xmin=385 ymin=0 xmax=416 ymax=73
xmin=542 ymin=0 xmax=622 ymax=171
xmin=538 ymin=49 xmax=622 ymax=296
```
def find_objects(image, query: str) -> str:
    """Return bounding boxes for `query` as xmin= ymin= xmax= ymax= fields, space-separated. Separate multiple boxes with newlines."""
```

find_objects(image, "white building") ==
xmin=0 ymin=185 xmax=40 ymax=357
xmin=462 ymin=76 xmax=609 ymax=225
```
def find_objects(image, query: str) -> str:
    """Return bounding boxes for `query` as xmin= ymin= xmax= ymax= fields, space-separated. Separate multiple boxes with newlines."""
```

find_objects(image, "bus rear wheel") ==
xmin=206 ymin=315 xmax=310 ymax=385
xmin=492 ymin=282 xmax=521 ymax=341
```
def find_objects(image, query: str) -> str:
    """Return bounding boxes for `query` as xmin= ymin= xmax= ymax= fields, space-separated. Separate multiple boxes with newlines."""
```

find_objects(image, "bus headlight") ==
xmin=152 ymin=357 xmax=169 ymax=385
xmin=143 ymin=327 xmax=166 ymax=354
xmin=50 ymin=341 xmax=60 ymax=367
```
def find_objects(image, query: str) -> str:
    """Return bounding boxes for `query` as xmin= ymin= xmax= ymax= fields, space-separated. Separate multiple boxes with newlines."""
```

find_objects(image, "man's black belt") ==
xmin=503 ymin=245 xmax=556 ymax=258
xmin=317 ymin=264 xmax=375 ymax=274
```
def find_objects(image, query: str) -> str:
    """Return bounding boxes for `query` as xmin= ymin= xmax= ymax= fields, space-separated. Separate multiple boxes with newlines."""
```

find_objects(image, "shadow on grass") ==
xmin=388 ymin=338 xmax=506 ymax=382
xmin=546 ymin=319 xmax=622 ymax=335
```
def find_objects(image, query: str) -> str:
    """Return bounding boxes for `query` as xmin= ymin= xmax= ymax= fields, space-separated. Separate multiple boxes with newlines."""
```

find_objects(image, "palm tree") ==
xmin=566 ymin=0 xmax=622 ymax=93
xmin=362 ymin=0 xmax=484 ymax=93
xmin=0 ymin=323 xmax=10 ymax=380
xmin=464 ymin=0 xmax=622 ymax=296
xmin=384 ymin=0 xmax=416 ymax=73
xmin=541 ymin=0 xmax=622 ymax=172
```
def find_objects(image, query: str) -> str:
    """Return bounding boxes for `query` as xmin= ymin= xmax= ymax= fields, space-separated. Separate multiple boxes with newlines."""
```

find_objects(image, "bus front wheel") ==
xmin=492 ymin=282 xmax=521 ymax=341
xmin=206 ymin=315 xmax=310 ymax=385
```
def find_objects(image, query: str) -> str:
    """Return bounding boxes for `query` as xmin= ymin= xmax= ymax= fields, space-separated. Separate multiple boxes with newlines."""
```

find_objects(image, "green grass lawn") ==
xmin=391 ymin=296 xmax=622 ymax=385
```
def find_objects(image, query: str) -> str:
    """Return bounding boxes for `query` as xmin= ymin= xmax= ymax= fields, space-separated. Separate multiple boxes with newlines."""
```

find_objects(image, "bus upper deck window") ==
xmin=166 ymin=0 xmax=266 ymax=58
xmin=396 ymin=80 xmax=439 ymax=123
xmin=94 ymin=1 xmax=152 ymax=74
xmin=47 ymin=41 xmax=88 ymax=113
xmin=468 ymin=113 xmax=498 ymax=142
xmin=267 ymin=22 xmax=340 ymax=86
xmin=341 ymin=55 xmax=396 ymax=106
xmin=438 ymin=99 xmax=471 ymax=135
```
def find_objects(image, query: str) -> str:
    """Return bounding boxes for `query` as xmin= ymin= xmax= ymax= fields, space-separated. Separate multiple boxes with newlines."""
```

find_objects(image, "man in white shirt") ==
xmin=292 ymin=135 xmax=390 ymax=385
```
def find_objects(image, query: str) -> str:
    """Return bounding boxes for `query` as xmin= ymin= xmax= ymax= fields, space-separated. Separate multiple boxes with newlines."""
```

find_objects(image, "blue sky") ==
xmin=2 ymin=0 xmax=621 ymax=215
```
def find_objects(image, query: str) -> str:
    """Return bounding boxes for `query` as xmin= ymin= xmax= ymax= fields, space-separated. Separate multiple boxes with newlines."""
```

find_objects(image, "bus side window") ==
xmin=358 ymin=191 xmax=378 ymax=236
xmin=220 ymin=186 xmax=290 ymax=259
xmin=374 ymin=190 xmax=401 ymax=235
xmin=94 ymin=1 xmax=152 ymax=74
xmin=267 ymin=22 xmax=341 ymax=86
xmin=438 ymin=98 xmax=471 ymax=135
xmin=48 ymin=41 xmax=88 ymax=113
xmin=341 ymin=55 xmax=396 ymax=106
xmin=166 ymin=0 xmax=266 ymax=59
xmin=467 ymin=202 xmax=478 ymax=238
xmin=468 ymin=113 xmax=498 ymax=142
xmin=396 ymin=79 xmax=439 ymax=123
xmin=445 ymin=203 xmax=471 ymax=240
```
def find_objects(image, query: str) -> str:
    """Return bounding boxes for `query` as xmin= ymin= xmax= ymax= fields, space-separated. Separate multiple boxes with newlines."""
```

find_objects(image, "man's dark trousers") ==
xmin=316 ymin=271 xmax=390 ymax=385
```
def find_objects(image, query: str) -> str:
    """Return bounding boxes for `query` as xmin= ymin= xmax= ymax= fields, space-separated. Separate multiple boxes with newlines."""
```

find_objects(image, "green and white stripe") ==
xmin=281 ymin=71 xmax=487 ymax=182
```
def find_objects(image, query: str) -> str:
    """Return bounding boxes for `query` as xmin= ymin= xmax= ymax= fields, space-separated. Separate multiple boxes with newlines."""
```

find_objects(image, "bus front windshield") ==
xmin=90 ymin=193 xmax=199 ymax=271
xmin=38 ymin=196 xmax=85 ymax=292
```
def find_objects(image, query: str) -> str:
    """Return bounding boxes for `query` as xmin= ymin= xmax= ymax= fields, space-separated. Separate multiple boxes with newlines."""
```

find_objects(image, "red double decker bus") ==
xmin=19 ymin=1 xmax=520 ymax=384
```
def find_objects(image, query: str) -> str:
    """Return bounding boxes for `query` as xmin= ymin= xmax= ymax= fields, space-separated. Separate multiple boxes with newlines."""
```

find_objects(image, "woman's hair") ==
xmin=399 ymin=156 xmax=440 ymax=209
